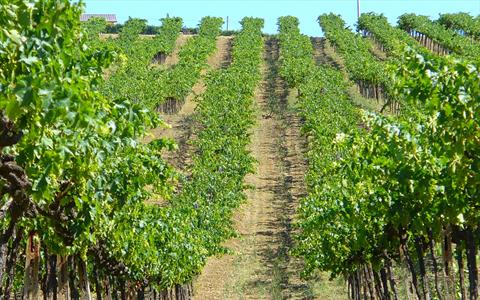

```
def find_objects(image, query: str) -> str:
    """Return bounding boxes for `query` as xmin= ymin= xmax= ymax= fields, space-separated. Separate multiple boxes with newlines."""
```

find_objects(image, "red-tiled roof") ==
xmin=80 ymin=14 xmax=117 ymax=23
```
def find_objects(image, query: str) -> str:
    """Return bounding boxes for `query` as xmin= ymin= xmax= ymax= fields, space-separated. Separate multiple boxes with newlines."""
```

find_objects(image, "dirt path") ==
xmin=163 ymin=34 xmax=194 ymax=67
xmin=311 ymin=37 xmax=382 ymax=113
xmin=311 ymin=37 xmax=342 ymax=69
xmin=193 ymin=38 xmax=315 ymax=300
xmin=207 ymin=37 xmax=233 ymax=70
xmin=148 ymin=36 xmax=232 ymax=175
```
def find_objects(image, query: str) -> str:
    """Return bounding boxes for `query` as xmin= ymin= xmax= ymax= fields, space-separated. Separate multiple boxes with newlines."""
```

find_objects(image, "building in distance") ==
xmin=80 ymin=14 xmax=117 ymax=24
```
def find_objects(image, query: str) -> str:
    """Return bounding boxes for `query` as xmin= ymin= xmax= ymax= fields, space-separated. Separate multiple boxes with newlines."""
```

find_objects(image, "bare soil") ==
xmin=311 ymin=37 xmax=383 ymax=113
xmin=148 ymin=36 xmax=233 ymax=181
xmin=163 ymin=34 xmax=194 ymax=67
xmin=207 ymin=37 xmax=233 ymax=71
xmin=192 ymin=38 xmax=340 ymax=300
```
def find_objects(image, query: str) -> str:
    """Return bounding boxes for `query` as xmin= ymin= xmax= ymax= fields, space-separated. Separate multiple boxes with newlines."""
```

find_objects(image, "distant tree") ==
xmin=82 ymin=17 xmax=107 ymax=40
xmin=119 ymin=17 xmax=147 ymax=42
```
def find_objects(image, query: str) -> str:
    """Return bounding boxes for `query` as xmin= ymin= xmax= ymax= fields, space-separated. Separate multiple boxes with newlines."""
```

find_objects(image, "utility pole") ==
xmin=226 ymin=16 xmax=229 ymax=31
xmin=357 ymin=0 xmax=360 ymax=20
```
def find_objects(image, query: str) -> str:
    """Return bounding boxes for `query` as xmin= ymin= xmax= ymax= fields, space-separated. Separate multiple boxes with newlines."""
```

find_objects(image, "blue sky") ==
xmin=83 ymin=0 xmax=480 ymax=36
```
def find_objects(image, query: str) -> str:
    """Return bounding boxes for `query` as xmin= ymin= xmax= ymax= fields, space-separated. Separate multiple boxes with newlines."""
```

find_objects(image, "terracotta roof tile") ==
xmin=80 ymin=14 xmax=117 ymax=22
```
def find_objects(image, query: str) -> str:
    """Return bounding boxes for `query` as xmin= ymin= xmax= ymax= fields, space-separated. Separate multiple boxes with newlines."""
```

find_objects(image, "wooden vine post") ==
xmin=78 ymin=257 xmax=92 ymax=300
xmin=23 ymin=232 xmax=40 ymax=300
xmin=57 ymin=256 xmax=71 ymax=300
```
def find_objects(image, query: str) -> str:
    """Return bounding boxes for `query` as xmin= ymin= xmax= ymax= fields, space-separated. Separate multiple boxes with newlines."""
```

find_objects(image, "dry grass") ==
xmin=193 ymin=38 xmax=348 ymax=300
